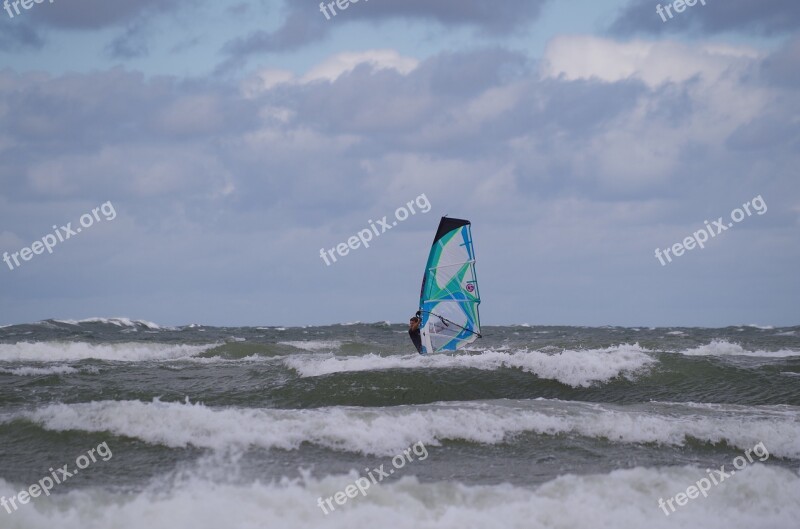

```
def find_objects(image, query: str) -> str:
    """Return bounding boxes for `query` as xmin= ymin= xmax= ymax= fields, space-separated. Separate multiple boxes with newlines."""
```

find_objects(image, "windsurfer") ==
xmin=408 ymin=314 xmax=422 ymax=354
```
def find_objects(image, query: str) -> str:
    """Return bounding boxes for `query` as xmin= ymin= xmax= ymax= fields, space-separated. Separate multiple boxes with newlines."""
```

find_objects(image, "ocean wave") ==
xmin=0 ymin=342 xmax=217 ymax=362
xmin=17 ymin=399 xmax=800 ymax=459
xmin=284 ymin=344 xmax=656 ymax=387
xmin=0 ymin=365 xmax=81 ymax=376
xmin=181 ymin=354 xmax=278 ymax=365
xmin=676 ymin=340 xmax=800 ymax=358
xmin=0 ymin=465 xmax=797 ymax=529
xmin=278 ymin=341 xmax=342 ymax=352
xmin=53 ymin=317 xmax=168 ymax=330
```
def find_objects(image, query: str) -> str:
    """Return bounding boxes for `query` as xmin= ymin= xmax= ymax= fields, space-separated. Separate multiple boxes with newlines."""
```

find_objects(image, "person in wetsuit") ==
xmin=408 ymin=314 xmax=422 ymax=354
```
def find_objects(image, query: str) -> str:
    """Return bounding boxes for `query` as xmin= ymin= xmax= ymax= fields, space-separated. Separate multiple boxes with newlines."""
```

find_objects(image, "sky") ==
xmin=0 ymin=0 xmax=798 ymax=328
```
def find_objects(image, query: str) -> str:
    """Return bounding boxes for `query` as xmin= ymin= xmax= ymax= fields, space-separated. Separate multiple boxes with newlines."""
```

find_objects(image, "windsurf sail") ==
xmin=418 ymin=217 xmax=481 ymax=354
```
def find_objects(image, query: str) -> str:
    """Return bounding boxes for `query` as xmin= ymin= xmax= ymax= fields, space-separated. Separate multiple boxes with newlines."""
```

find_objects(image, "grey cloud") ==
xmin=0 ymin=22 xmax=43 ymax=51
xmin=344 ymin=0 xmax=550 ymax=34
xmin=27 ymin=0 xmax=191 ymax=30
xmin=726 ymin=114 xmax=800 ymax=151
xmin=9 ymin=0 xmax=198 ymax=60
xmin=2 ymin=46 xmax=798 ymax=221
xmin=761 ymin=36 xmax=800 ymax=87
xmin=105 ymin=21 xmax=150 ymax=59
xmin=1 ymin=43 xmax=799 ymax=326
xmin=224 ymin=10 xmax=328 ymax=55
xmin=0 ymin=69 xmax=258 ymax=147
xmin=727 ymin=38 xmax=800 ymax=151
xmin=222 ymin=0 xmax=550 ymax=59
xmin=610 ymin=0 xmax=800 ymax=36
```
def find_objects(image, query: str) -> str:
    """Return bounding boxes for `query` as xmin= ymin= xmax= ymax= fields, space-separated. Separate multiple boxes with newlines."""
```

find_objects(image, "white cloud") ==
xmin=540 ymin=35 xmax=761 ymax=88
xmin=156 ymin=95 xmax=225 ymax=135
xmin=301 ymin=49 xmax=419 ymax=83
xmin=243 ymin=49 xmax=419 ymax=96
xmin=534 ymin=36 xmax=776 ymax=193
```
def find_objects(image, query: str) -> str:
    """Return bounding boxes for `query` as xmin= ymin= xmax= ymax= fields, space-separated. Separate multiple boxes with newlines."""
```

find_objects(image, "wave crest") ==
xmin=0 ymin=342 xmax=216 ymax=362
xmin=284 ymin=344 xmax=656 ymax=387
xmin=17 ymin=399 xmax=800 ymax=459
xmin=677 ymin=339 xmax=800 ymax=358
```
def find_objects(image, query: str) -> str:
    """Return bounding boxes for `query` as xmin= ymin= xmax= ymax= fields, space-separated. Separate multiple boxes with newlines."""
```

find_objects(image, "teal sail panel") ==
xmin=419 ymin=217 xmax=481 ymax=354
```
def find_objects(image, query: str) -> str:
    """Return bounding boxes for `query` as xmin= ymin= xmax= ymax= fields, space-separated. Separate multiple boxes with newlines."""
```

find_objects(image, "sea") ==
xmin=0 ymin=318 xmax=799 ymax=528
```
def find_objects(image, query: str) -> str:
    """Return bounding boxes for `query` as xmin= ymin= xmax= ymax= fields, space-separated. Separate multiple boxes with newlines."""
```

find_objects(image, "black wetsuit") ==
xmin=409 ymin=327 xmax=422 ymax=354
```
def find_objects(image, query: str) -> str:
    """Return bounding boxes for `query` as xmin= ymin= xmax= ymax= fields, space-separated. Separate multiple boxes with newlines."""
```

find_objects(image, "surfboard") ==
xmin=418 ymin=217 xmax=482 ymax=354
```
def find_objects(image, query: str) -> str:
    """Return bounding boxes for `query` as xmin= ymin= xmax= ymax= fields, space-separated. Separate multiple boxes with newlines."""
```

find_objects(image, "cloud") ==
xmin=26 ymin=0 xmax=191 ymax=30
xmin=3 ymin=37 xmax=791 ymax=223
xmin=0 ymin=22 xmax=44 ymax=51
xmin=610 ymin=0 xmax=800 ymax=36
xmin=105 ymin=20 xmax=150 ymax=59
xmin=6 ymin=0 xmax=196 ymax=60
xmin=540 ymin=35 xmax=761 ymax=87
xmin=301 ymin=49 xmax=419 ymax=82
xmin=222 ymin=0 xmax=550 ymax=60
xmin=3 ymin=38 xmax=791 ymax=208
xmin=1 ymin=38 xmax=798 ymax=324
xmin=222 ymin=9 xmax=329 ymax=57
xmin=343 ymin=0 xmax=550 ymax=33
xmin=761 ymin=36 xmax=800 ymax=87
xmin=243 ymin=49 xmax=419 ymax=95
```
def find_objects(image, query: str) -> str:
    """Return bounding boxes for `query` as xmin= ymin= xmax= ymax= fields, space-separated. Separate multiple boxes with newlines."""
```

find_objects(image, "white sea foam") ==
xmin=53 ymin=317 xmax=168 ymax=330
xmin=0 ymin=462 xmax=797 ymax=529
xmin=284 ymin=344 xmax=656 ymax=387
xmin=0 ymin=365 xmax=80 ymax=376
xmin=0 ymin=342 xmax=217 ymax=362
xmin=182 ymin=354 xmax=278 ymax=365
xmin=279 ymin=341 xmax=342 ymax=352
xmin=676 ymin=339 xmax=800 ymax=358
xmin=17 ymin=399 xmax=800 ymax=459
